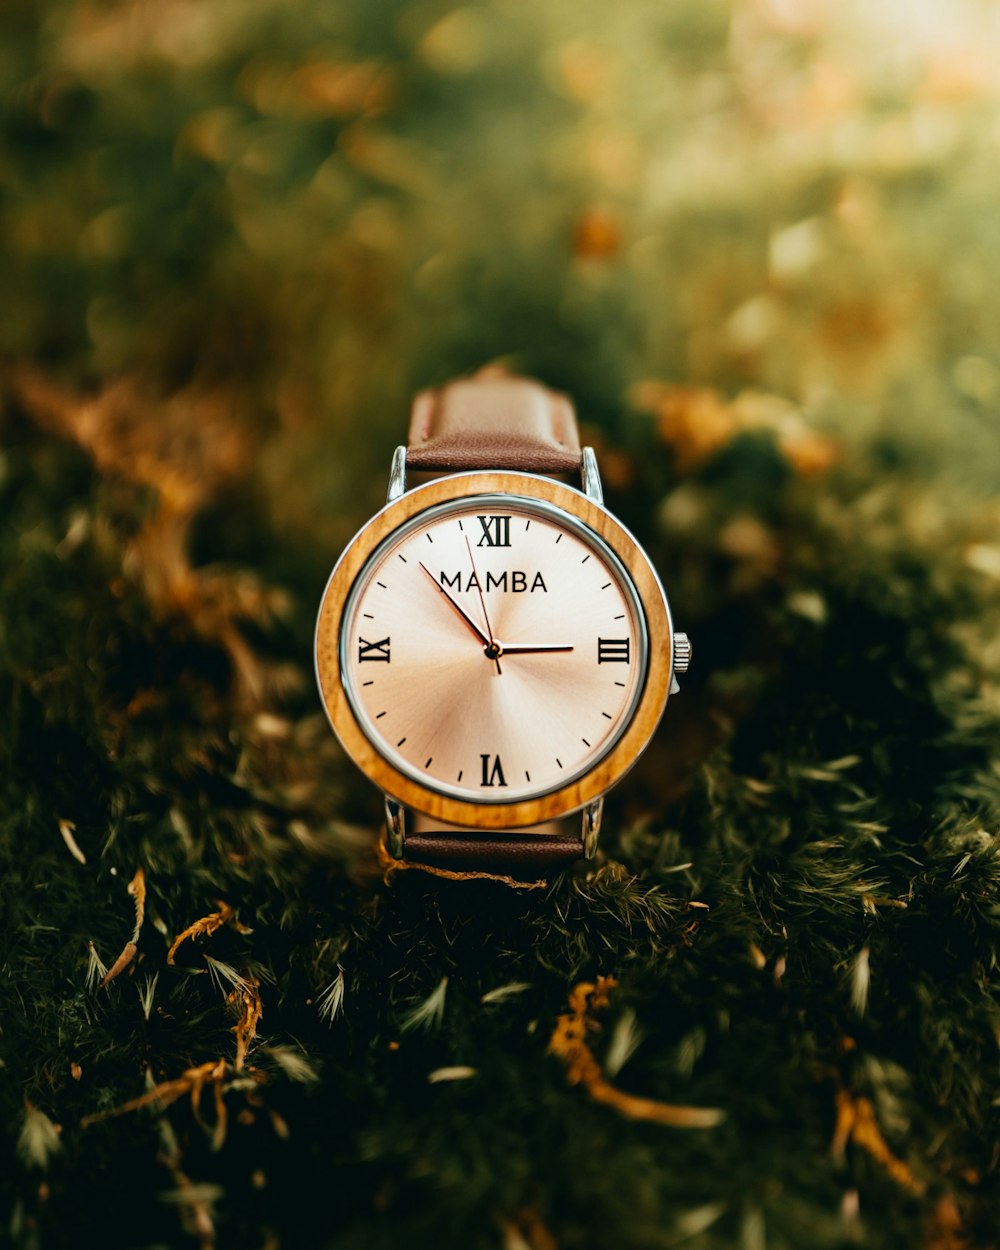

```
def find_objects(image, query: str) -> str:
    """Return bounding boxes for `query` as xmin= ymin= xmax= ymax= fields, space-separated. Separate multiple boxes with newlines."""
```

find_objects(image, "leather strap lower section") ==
xmin=404 ymin=832 xmax=583 ymax=877
xmin=406 ymin=367 xmax=582 ymax=474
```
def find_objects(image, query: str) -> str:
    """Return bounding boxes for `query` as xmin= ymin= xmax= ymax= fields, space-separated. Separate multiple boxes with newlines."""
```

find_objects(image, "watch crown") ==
xmin=672 ymin=632 xmax=693 ymax=674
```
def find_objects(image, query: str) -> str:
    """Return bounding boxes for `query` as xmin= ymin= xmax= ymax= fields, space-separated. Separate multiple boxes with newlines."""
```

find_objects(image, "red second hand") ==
xmin=464 ymin=534 xmax=501 ymax=675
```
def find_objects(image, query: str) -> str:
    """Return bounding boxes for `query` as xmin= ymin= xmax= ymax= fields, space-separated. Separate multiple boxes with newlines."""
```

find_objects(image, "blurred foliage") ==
xmin=2 ymin=1 xmax=1000 ymax=1248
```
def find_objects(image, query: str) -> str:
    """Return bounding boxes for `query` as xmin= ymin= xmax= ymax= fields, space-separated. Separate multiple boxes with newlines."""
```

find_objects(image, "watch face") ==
xmin=337 ymin=494 xmax=648 ymax=804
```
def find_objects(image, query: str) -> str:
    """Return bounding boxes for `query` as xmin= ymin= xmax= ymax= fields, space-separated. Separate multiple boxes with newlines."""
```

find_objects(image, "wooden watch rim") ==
xmin=314 ymin=471 xmax=674 ymax=829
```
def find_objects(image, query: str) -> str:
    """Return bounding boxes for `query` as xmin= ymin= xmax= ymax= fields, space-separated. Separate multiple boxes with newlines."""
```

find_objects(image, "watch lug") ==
xmin=384 ymin=796 xmax=405 ymax=858
xmin=386 ymin=446 xmax=407 ymax=504
xmin=581 ymin=447 xmax=604 ymax=505
xmin=582 ymin=796 xmax=604 ymax=858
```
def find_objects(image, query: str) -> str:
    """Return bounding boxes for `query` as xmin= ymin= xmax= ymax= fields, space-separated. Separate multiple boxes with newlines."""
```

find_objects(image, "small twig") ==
xmin=832 ymin=1086 xmax=925 ymax=1194
xmin=228 ymin=980 xmax=263 ymax=1072
xmin=99 ymin=868 xmax=146 ymax=988
xmin=82 ymin=1059 xmax=230 ymax=1128
xmin=375 ymin=832 xmax=547 ymax=891
xmin=549 ymin=977 xmax=725 ymax=1129
xmin=167 ymin=902 xmax=238 ymax=966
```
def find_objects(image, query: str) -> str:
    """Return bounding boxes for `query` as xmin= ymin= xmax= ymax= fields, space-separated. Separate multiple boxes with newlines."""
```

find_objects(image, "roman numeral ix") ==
xmin=358 ymin=636 xmax=391 ymax=663
xmin=598 ymin=637 xmax=630 ymax=664
xmin=480 ymin=753 xmax=507 ymax=787
xmin=476 ymin=514 xmax=511 ymax=547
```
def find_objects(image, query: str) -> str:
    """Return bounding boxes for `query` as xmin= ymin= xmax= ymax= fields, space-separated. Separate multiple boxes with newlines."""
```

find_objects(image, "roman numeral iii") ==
xmin=480 ymin=753 xmax=507 ymax=786
xmin=598 ymin=637 xmax=630 ymax=664
xmin=476 ymin=514 xmax=511 ymax=547
xmin=358 ymin=636 xmax=391 ymax=662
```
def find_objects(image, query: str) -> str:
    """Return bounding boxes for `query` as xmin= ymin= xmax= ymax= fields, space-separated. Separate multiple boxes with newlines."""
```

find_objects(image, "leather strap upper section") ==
xmin=404 ymin=831 xmax=583 ymax=878
xmin=406 ymin=368 xmax=582 ymax=474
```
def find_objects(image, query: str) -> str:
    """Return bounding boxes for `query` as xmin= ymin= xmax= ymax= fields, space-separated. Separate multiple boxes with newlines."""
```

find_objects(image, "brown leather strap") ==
xmin=401 ymin=368 xmax=586 ymax=876
xmin=404 ymin=832 xmax=583 ymax=878
xmin=407 ymin=367 xmax=582 ymax=474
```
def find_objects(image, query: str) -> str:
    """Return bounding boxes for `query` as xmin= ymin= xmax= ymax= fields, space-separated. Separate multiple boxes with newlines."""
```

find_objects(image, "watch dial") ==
xmin=339 ymin=495 xmax=647 ymax=803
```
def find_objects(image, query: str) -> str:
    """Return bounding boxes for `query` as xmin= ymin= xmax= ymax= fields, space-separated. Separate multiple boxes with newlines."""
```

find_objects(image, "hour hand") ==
xmin=418 ymin=561 xmax=491 ymax=646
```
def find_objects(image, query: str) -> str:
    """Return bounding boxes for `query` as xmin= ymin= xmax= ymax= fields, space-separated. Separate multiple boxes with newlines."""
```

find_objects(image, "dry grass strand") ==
xmin=549 ymin=978 xmax=725 ymax=1129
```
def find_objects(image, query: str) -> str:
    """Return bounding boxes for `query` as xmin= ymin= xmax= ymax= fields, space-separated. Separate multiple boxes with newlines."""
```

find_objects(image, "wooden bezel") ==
xmin=314 ymin=472 xmax=674 ymax=829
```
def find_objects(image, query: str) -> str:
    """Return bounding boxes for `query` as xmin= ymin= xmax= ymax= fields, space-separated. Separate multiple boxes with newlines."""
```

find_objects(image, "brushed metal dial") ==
xmin=339 ymin=495 xmax=648 ymax=803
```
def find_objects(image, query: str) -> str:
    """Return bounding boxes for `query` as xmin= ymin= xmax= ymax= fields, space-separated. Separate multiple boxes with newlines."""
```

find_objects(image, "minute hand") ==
xmin=499 ymin=643 xmax=574 ymax=654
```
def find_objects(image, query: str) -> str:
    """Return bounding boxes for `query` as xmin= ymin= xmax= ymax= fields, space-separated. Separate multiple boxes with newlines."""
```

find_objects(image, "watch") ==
xmin=314 ymin=369 xmax=691 ymax=878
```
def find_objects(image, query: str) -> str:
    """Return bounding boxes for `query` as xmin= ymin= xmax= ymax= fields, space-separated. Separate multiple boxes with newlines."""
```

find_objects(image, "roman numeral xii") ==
xmin=476 ymin=515 xmax=511 ymax=547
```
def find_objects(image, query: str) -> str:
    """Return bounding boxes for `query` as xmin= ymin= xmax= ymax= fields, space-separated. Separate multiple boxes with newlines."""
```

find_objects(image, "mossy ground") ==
xmin=2 ymin=3 xmax=1000 ymax=1248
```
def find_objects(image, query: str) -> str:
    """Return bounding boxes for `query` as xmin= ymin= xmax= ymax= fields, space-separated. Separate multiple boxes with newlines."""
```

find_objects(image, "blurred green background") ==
xmin=3 ymin=2 xmax=1000 ymax=1249
xmin=6 ymin=0 xmax=1000 ymax=520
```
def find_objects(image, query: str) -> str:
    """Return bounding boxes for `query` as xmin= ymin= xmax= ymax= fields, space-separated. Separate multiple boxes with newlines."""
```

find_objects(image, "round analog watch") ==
xmin=315 ymin=370 xmax=690 ymax=876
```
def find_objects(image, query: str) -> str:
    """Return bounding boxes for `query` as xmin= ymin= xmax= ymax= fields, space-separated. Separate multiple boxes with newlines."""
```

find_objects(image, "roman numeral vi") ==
xmin=598 ymin=637 xmax=630 ymax=664
xmin=480 ymin=753 xmax=507 ymax=786
xmin=476 ymin=514 xmax=511 ymax=547
xmin=358 ymin=636 xmax=391 ymax=663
